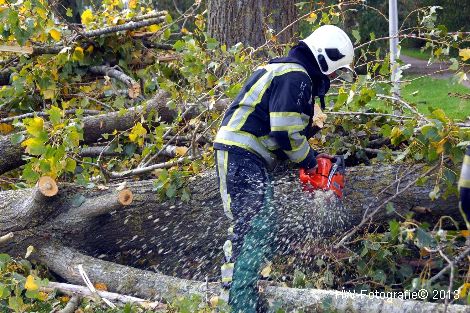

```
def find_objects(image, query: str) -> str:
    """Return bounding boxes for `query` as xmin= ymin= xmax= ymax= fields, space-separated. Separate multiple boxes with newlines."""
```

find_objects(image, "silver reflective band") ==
xmin=270 ymin=115 xmax=304 ymax=129
xmin=215 ymin=127 xmax=277 ymax=168
xmin=216 ymin=150 xmax=233 ymax=220
xmin=284 ymin=139 xmax=310 ymax=162
xmin=290 ymin=132 xmax=306 ymax=148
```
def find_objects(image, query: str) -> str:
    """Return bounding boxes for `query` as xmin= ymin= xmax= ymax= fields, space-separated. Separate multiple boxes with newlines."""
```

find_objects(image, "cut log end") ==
xmin=37 ymin=176 xmax=58 ymax=197
xmin=118 ymin=189 xmax=133 ymax=205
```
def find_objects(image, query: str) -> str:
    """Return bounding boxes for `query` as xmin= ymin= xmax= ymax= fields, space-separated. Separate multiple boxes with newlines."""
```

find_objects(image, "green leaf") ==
xmin=389 ymin=220 xmax=400 ymax=240
xmin=65 ymin=159 xmax=76 ymax=173
xmin=66 ymin=8 xmax=73 ymax=17
xmin=8 ymin=296 xmax=24 ymax=313
xmin=22 ymin=163 xmax=40 ymax=183
xmin=181 ymin=187 xmax=191 ymax=202
xmin=10 ymin=133 xmax=25 ymax=145
xmin=352 ymin=29 xmax=361 ymax=44
xmin=386 ymin=202 xmax=395 ymax=214
xmin=47 ymin=106 xmax=62 ymax=126
xmin=166 ymin=184 xmax=177 ymax=198
xmin=379 ymin=54 xmax=390 ymax=76
xmin=24 ymin=117 xmax=44 ymax=137
xmin=292 ymin=269 xmax=306 ymax=288
xmin=415 ymin=228 xmax=436 ymax=248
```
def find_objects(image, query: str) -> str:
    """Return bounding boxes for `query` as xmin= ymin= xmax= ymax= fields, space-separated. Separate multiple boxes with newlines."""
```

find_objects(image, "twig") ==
xmin=77 ymin=264 xmax=116 ymax=308
xmin=327 ymin=111 xmax=413 ymax=119
xmin=376 ymin=94 xmax=430 ymax=123
xmin=0 ymin=109 xmax=101 ymax=124
xmin=107 ymin=155 xmax=197 ymax=179
xmin=335 ymin=163 xmax=439 ymax=248
xmin=43 ymin=282 xmax=165 ymax=310
xmin=428 ymin=246 xmax=470 ymax=284
xmin=438 ymin=249 xmax=454 ymax=313
xmin=58 ymin=295 xmax=81 ymax=313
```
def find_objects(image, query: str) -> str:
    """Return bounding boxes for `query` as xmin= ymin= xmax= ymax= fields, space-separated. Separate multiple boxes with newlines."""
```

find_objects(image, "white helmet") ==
xmin=301 ymin=25 xmax=355 ymax=79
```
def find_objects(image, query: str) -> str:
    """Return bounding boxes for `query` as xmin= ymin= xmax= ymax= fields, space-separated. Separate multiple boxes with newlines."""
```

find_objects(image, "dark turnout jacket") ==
xmin=214 ymin=43 xmax=330 ymax=170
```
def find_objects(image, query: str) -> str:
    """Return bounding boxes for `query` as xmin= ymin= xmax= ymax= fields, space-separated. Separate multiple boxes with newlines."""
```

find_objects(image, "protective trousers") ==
xmin=215 ymin=150 xmax=277 ymax=313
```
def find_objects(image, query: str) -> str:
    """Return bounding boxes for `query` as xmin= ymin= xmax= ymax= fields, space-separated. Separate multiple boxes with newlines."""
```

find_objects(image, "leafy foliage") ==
xmin=0 ymin=0 xmax=470 ymax=311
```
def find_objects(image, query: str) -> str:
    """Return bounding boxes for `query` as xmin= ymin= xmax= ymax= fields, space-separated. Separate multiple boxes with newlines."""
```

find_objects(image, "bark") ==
xmin=207 ymin=0 xmax=298 ymax=48
xmin=0 ymin=164 xmax=462 ymax=280
xmin=35 ymin=243 xmax=470 ymax=313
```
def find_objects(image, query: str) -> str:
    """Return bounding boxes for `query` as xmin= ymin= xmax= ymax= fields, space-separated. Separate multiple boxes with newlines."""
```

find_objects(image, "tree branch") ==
xmin=0 ymin=109 xmax=101 ymax=124
xmin=82 ymin=17 xmax=166 ymax=38
xmin=89 ymin=66 xmax=141 ymax=99
xmin=44 ymin=282 xmax=165 ymax=310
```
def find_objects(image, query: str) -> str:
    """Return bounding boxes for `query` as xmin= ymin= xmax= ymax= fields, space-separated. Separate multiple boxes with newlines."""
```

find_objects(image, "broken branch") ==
xmin=89 ymin=66 xmax=141 ymax=99
xmin=44 ymin=282 xmax=165 ymax=310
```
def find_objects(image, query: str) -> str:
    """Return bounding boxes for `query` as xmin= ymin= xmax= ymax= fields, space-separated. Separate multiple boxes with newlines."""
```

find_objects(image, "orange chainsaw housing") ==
xmin=299 ymin=157 xmax=345 ymax=198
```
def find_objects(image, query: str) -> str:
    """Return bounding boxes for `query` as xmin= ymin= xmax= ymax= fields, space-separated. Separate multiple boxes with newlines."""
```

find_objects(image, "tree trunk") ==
xmin=34 ymin=243 xmax=469 ymax=313
xmin=1 ymin=164 xmax=462 ymax=280
xmin=207 ymin=0 xmax=298 ymax=48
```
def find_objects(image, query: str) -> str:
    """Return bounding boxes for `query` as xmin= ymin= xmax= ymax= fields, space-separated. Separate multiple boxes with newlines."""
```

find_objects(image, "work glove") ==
xmin=304 ymin=153 xmax=334 ymax=175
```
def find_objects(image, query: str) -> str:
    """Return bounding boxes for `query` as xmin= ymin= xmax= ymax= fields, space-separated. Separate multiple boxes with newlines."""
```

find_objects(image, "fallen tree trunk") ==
xmin=35 ymin=243 xmax=469 ymax=313
xmin=0 ymin=164 xmax=462 ymax=280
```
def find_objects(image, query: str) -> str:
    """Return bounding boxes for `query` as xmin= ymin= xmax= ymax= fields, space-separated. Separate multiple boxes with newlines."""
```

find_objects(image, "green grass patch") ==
xmin=400 ymin=47 xmax=431 ymax=61
xmin=366 ymin=76 xmax=470 ymax=120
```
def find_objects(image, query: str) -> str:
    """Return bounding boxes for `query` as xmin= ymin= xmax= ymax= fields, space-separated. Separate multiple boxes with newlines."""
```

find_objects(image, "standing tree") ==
xmin=207 ymin=0 xmax=298 ymax=48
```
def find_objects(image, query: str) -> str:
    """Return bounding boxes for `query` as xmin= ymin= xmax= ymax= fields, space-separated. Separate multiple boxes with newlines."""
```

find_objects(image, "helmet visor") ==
xmin=329 ymin=67 xmax=357 ymax=83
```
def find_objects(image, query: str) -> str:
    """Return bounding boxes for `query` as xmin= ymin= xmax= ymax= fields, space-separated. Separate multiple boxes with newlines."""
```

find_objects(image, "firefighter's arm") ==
xmin=458 ymin=146 xmax=470 ymax=230
xmin=268 ymin=72 xmax=318 ymax=169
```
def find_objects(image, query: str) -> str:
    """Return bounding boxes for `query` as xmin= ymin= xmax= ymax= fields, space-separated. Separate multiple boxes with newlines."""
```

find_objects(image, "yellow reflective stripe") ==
xmin=459 ymin=204 xmax=470 ymax=230
xmin=284 ymin=139 xmax=310 ymax=163
xmin=221 ymin=262 xmax=234 ymax=282
xmin=270 ymin=112 xmax=309 ymax=131
xmin=461 ymin=161 xmax=470 ymax=181
xmin=215 ymin=127 xmax=277 ymax=167
xmin=459 ymin=179 xmax=470 ymax=189
xmin=217 ymin=150 xmax=233 ymax=220
xmin=227 ymin=63 xmax=308 ymax=130
xmin=464 ymin=155 xmax=470 ymax=165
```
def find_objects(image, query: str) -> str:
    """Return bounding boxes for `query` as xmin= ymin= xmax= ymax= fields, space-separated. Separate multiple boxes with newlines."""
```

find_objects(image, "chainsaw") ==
xmin=299 ymin=155 xmax=346 ymax=198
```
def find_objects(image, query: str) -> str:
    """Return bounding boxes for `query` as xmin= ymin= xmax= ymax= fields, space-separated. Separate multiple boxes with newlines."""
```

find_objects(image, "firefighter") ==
xmin=214 ymin=25 xmax=355 ymax=312
xmin=458 ymin=146 xmax=470 ymax=231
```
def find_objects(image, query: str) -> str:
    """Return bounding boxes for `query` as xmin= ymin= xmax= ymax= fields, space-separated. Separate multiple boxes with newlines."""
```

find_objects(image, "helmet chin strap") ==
xmin=314 ymin=75 xmax=330 ymax=110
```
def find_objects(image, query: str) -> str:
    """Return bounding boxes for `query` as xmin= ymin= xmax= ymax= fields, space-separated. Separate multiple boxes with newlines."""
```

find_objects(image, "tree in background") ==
xmin=207 ymin=0 xmax=298 ymax=48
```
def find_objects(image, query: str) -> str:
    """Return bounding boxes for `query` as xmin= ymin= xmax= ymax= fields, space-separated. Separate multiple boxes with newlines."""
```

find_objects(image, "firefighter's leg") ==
xmin=228 ymin=168 xmax=276 ymax=313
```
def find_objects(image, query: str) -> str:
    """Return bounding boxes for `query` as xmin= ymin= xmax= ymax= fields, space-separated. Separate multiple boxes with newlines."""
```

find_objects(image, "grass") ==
xmin=366 ymin=75 xmax=470 ymax=120
xmin=400 ymin=47 xmax=431 ymax=61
